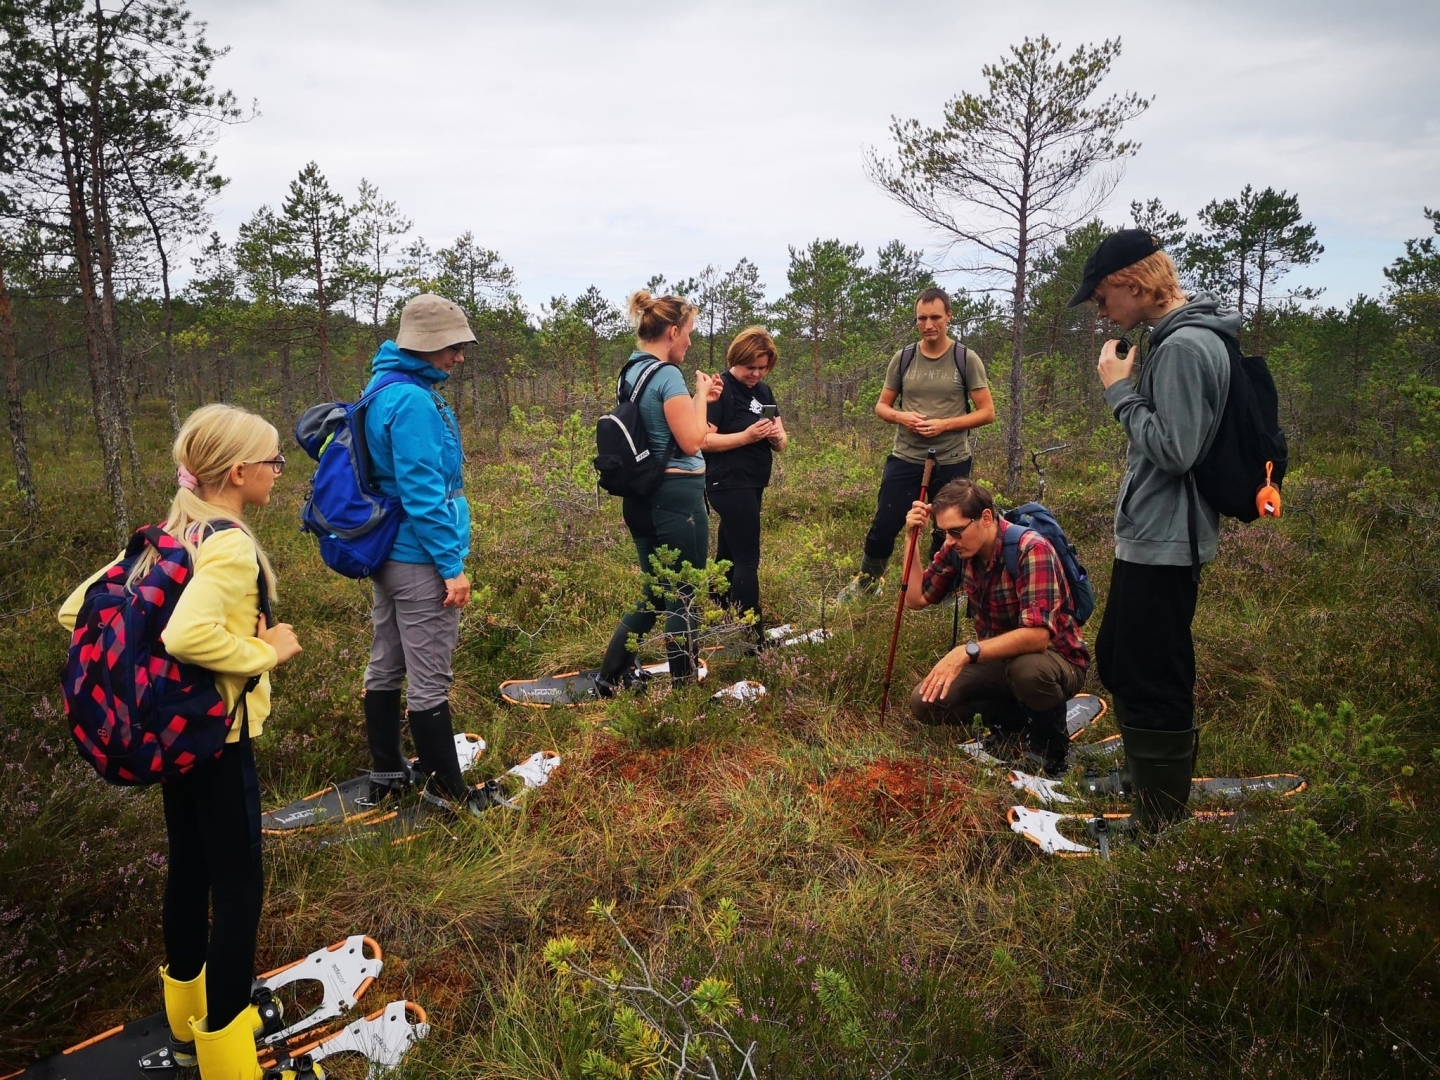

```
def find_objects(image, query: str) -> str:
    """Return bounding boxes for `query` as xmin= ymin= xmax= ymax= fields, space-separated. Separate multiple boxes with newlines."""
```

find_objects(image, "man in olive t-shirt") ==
xmin=837 ymin=287 xmax=996 ymax=602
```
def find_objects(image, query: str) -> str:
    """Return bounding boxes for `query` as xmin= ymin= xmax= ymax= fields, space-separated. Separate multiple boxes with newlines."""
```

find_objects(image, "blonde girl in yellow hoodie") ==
xmin=58 ymin=404 xmax=313 ymax=1079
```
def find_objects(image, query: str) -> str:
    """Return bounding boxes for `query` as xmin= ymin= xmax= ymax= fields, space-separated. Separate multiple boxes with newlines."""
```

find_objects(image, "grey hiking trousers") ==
xmin=364 ymin=560 xmax=461 ymax=711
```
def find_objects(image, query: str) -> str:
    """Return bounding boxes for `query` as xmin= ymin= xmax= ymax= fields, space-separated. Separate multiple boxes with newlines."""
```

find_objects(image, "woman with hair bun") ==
xmin=702 ymin=327 xmax=787 ymax=649
xmin=597 ymin=290 xmax=721 ymax=692
xmin=58 ymin=405 xmax=314 ymax=1079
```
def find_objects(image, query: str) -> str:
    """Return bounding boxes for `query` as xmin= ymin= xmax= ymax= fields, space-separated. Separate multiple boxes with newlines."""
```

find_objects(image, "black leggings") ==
xmin=1095 ymin=558 xmax=1199 ymax=731
xmin=709 ymin=486 xmax=764 ymax=623
xmin=863 ymin=455 xmax=973 ymax=564
xmin=161 ymin=737 xmax=264 ymax=1031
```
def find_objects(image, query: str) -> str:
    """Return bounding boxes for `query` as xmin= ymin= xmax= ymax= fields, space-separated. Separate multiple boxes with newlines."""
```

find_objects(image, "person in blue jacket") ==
xmin=359 ymin=294 xmax=492 ymax=815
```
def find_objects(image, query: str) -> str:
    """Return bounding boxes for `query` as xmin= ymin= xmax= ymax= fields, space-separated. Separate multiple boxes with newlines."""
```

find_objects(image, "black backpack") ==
xmin=594 ymin=357 xmax=676 ymax=498
xmin=1184 ymin=331 xmax=1288 ymax=569
xmin=896 ymin=338 xmax=970 ymax=413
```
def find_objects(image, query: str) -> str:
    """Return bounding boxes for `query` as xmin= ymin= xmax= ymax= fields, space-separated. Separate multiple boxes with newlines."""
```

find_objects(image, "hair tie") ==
xmin=177 ymin=465 xmax=198 ymax=491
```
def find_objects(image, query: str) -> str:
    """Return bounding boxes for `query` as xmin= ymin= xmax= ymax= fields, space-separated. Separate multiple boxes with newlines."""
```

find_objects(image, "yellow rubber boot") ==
xmin=160 ymin=964 xmax=205 ymax=1067
xmin=191 ymin=1006 xmax=325 ymax=1080
xmin=191 ymin=1007 xmax=264 ymax=1080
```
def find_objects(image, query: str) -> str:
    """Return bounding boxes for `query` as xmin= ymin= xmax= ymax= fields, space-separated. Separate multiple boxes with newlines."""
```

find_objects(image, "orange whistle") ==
xmin=1256 ymin=460 xmax=1281 ymax=518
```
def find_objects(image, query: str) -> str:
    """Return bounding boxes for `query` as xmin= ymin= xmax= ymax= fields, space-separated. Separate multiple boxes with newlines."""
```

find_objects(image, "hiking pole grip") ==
xmin=880 ymin=450 xmax=938 ymax=722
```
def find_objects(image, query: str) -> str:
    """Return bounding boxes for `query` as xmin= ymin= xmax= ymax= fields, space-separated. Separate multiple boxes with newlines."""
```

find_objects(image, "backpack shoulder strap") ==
xmin=628 ymin=359 xmax=669 ymax=403
xmin=1002 ymin=522 xmax=1028 ymax=582
xmin=357 ymin=371 xmax=422 ymax=407
xmin=953 ymin=339 xmax=971 ymax=415
xmin=195 ymin=519 xmax=275 ymax=627
xmin=895 ymin=343 xmax=918 ymax=406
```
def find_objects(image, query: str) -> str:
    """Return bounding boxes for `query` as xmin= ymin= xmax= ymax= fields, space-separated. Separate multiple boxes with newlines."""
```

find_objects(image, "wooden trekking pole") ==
xmin=880 ymin=448 xmax=937 ymax=722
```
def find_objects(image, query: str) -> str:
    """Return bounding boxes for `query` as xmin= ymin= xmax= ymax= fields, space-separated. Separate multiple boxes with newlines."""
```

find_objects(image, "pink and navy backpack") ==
xmin=62 ymin=522 xmax=267 ymax=785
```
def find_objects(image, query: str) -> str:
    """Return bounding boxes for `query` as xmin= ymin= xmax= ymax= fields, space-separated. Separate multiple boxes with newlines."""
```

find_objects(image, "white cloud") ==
xmin=190 ymin=0 xmax=1440 ymax=311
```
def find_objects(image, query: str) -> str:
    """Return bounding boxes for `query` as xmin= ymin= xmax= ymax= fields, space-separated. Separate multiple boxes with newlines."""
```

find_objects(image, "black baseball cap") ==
xmin=1067 ymin=229 xmax=1162 ymax=307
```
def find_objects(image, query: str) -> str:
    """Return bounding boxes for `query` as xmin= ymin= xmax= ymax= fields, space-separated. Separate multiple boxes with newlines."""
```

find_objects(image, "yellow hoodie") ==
xmin=58 ymin=527 xmax=277 ymax=740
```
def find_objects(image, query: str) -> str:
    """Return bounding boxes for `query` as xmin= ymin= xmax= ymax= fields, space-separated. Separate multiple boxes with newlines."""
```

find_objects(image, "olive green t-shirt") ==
xmin=883 ymin=341 xmax=990 ymax=464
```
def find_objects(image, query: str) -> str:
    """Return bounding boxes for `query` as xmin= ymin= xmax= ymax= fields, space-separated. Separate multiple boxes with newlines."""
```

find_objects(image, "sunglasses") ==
xmin=941 ymin=518 xmax=978 ymax=541
xmin=247 ymin=454 xmax=286 ymax=475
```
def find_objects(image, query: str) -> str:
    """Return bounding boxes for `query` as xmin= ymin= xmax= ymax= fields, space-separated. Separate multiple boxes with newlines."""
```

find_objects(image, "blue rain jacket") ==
xmin=362 ymin=342 xmax=470 ymax=579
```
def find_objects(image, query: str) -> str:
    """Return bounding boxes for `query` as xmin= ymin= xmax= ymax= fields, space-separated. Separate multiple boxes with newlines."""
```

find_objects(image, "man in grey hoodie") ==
xmin=1069 ymin=229 xmax=1237 ymax=832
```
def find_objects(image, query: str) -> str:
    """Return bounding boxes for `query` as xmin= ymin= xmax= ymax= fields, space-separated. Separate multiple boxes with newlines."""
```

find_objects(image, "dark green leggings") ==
xmin=601 ymin=474 xmax=708 ymax=684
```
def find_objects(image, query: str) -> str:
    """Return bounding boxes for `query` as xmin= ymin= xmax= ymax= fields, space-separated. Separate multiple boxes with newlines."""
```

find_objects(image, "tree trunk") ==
xmin=314 ymin=236 xmax=332 ymax=400
xmin=52 ymin=68 xmax=128 ymax=536
xmin=280 ymin=341 xmax=293 ymax=421
xmin=1007 ymin=216 xmax=1029 ymax=492
xmin=1253 ymin=236 xmax=1269 ymax=355
xmin=589 ymin=329 xmax=599 ymax=396
xmin=0 ymin=259 xmax=39 ymax=516
xmin=811 ymin=313 xmax=821 ymax=403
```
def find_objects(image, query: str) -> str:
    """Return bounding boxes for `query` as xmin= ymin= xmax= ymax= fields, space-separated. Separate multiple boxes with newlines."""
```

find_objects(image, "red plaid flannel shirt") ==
xmin=920 ymin=517 xmax=1088 ymax=671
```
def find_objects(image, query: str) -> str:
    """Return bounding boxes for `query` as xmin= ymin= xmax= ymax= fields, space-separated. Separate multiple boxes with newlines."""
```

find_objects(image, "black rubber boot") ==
xmin=596 ymin=622 xmax=639 ymax=696
xmin=666 ymin=634 xmax=697 ymax=687
xmin=1023 ymin=702 xmax=1071 ymax=777
xmin=363 ymin=688 xmax=405 ymax=771
xmin=975 ymin=698 xmax=1025 ymax=757
xmin=408 ymin=702 xmax=467 ymax=800
xmin=1121 ymin=722 xmax=1198 ymax=833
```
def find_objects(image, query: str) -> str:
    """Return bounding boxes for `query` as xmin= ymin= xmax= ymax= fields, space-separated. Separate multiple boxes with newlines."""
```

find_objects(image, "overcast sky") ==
xmin=189 ymin=0 xmax=1440 ymax=313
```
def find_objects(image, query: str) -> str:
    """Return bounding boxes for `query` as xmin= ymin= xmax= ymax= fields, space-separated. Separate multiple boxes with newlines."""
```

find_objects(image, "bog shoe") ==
xmin=161 ymin=964 xmax=205 ymax=1067
xmin=1121 ymin=722 xmax=1199 ymax=833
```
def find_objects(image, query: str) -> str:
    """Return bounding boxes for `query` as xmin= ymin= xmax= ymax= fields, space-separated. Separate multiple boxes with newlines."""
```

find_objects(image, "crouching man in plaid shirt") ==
xmin=903 ymin=478 xmax=1089 ymax=775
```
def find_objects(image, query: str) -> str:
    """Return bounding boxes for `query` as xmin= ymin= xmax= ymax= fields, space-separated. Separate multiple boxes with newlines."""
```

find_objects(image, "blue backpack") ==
xmin=1001 ymin=503 xmax=1095 ymax=626
xmin=295 ymin=372 xmax=425 ymax=578
xmin=63 ymin=522 xmax=265 ymax=785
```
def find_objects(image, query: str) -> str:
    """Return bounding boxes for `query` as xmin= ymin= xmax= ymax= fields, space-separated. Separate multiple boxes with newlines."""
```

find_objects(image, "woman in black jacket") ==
xmin=703 ymin=327 xmax=787 ymax=648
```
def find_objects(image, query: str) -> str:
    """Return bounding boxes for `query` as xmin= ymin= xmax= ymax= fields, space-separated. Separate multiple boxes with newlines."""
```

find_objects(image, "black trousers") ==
xmin=1095 ymin=559 xmax=1199 ymax=732
xmin=863 ymin=455 xmax=973 ymax=563
xmin=709 ymin=486 xmax=764 ymax=623
xmin=161 ymin=737 xmax=264 ymax=1031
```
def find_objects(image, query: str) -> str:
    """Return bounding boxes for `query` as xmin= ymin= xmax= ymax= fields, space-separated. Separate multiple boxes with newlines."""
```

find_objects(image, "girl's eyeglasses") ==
xmin=248 ymin=454 xmax=286 ymax=475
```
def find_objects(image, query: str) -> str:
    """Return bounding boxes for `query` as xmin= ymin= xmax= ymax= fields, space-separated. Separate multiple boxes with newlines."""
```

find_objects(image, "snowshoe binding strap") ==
xmin=421 ymin=777 xmax=521 ymax=815
xmin=1078 ymin=767 xmax=1128 ymax=798
xmin=256 ymin=935 xmax=383 ymax=1046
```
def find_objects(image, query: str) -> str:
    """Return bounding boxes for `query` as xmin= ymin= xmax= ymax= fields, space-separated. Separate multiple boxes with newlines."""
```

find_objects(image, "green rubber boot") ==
xmin=1120 ymin=722 xmax=1198 ymax=834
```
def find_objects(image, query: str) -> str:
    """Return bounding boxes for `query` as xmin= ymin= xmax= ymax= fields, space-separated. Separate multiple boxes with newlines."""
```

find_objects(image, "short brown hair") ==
xmin=725 ymin=326 xmax=777 ymax=374
xmin=931 ymin=477 xmax=995 ymax=520
xmin=628 ymin=289 xmax=698 ymax=343
xmin=1098 ymin=250 xmax=1186 ymax=306
xmin=916 ymin=286 xmax=951 ymax=313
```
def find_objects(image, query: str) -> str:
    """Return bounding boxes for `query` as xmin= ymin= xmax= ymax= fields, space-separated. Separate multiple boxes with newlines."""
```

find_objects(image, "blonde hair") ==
xmin=1099 ymin=250 xmax=1186 ymax=306
xmin=126 ymin=404 xmax=279 ymax=603
xmin=725 ymin=326 xmax=777 ymax=374
xmin=628 ymin=290 xmax=697 ymax=344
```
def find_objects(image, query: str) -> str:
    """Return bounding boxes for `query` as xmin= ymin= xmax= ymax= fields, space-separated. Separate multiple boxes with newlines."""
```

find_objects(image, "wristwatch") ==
xmin=965 ymin=641 xmax=982 ymax=663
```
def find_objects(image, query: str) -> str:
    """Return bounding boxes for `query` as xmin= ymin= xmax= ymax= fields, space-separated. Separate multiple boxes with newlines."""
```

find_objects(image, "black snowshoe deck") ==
xmin=1009 ymin=769 xmax=1308 ymax=805
xmin=260 ymin=733 xmax=485 ymax=833
xmin=500 ymin=659 xmax=708 ymax=708
xmin=319 ymin=751 xmax=563 ymax=847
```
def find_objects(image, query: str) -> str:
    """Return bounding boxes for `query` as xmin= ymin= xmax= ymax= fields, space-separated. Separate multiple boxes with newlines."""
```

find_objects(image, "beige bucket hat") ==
xmin=396 ymin=294 xmax=477 ymax=352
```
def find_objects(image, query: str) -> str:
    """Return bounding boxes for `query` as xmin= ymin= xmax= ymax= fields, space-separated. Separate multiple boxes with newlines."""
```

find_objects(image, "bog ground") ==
xmin=2 ymin=403 xmax=1437 ymax=1079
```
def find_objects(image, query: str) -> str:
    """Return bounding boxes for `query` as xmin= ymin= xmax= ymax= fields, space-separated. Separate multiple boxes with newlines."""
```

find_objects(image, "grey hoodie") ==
xmin=1102 ymin=292 xmax=1238 ymax=566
